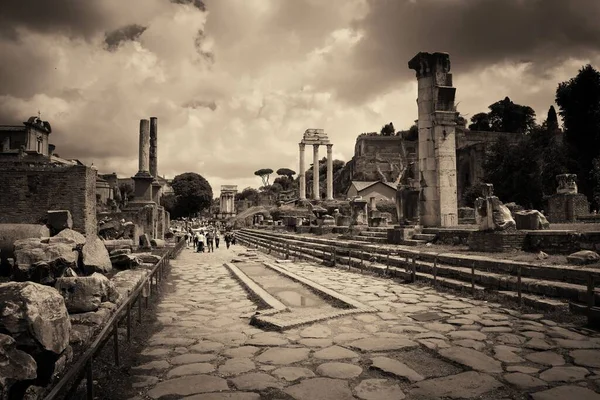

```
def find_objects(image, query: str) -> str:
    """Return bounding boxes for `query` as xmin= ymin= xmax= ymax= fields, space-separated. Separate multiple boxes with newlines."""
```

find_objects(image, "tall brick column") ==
xmin=408 ymin=52 xmax=458 ymax=227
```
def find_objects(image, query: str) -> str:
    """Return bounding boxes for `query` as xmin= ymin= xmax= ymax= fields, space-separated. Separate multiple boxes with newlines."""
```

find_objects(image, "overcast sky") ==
xmin=1 ymin=0 xmax=599 ymax=196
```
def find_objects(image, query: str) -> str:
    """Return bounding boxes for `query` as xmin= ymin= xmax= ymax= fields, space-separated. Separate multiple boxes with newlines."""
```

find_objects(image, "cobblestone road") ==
xmin=124 ymin=245 xmax=600 ymax=400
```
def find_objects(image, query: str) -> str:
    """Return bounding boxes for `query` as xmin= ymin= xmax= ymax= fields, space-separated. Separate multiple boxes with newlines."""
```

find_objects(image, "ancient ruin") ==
xmin=219 ymin=185 xmax=238 ymax=219
xmin=298 ymin=129 xmax=334 ymax=201
xmin=547 ymin=173 xmax=590 ymax=222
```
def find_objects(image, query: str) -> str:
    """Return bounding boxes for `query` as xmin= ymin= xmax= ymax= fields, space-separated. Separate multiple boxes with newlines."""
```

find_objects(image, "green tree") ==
xmin=591 ymin=157 xmax=600 ymax=209
xmin=254 ymin=168 xmax=273 ymax=186
xmin=119 ymin=183 xmax=135 ymax=203
xmin=468 ymin=112 xmax=492 ymax=131
xmin=171 ymin=172 xmax=213 ymax=217
xmin=160 ymin=193 xmax=178 ymax=216
xmin=276 ymin=168 xmax=296 ymax=178
xmin=380 ymin=122 xmax=395 ymax=136
xmin=546 ymin=105 xmax=559 ymax=132
xmin=556 ymin=64 xmax=600 ymax=207
xmin=488 ymin=97 xmax=536 ymax=133
xmin=235 ymin=187 xmax=259 ymax=203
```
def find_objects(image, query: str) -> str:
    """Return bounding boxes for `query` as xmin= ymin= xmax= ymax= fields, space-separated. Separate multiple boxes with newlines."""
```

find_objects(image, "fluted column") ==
xmin=313 ymin=144 xmax=320 ymax=200
xmin=149 ymin=117 xmax=158 ymax=178
xmin=299 ymin=143 xmax=306 ymax=200
xmin=326 ymin=144 xmax=333 ymax=200
xmin=138 ymin=119 xmax=150 ymax=174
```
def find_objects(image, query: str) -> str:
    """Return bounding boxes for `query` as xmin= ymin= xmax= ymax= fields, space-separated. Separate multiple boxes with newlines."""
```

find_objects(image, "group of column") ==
xmin=298 ymin=142 xmax=333 ymax=201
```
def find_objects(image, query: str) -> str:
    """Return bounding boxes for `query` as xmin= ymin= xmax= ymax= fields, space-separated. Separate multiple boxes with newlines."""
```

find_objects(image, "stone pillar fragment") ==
xmin=137 ymin=119 xmax=151 ymax=175
xmin=313 ymin=144 xmax=320 ymax=200
xmin=299 ymin=143 xmax=306 ymax=200
xmin=326 ymin=144 xmax=334 ymax=200
xmin=149 ymin=117 xmax=158 ymax=178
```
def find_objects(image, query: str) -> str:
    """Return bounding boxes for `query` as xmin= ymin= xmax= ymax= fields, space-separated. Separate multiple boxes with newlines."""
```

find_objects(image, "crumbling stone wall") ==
xmin=547 ymin=194 xmax=589 ymax=222
xmin=0 ymin=163 xmax=97 ymax=235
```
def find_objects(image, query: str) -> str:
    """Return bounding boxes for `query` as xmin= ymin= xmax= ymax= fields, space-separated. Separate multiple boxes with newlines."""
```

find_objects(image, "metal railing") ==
xmin=44 ymin=238 xmax=186 ymax=400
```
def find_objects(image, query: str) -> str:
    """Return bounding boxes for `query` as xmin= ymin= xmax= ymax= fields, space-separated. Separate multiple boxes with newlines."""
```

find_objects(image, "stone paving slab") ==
xmin=122 ymin=246 xmax=600 ymax=400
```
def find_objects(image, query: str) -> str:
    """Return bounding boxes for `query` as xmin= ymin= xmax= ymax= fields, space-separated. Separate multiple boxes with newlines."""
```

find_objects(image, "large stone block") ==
xmin=13 ymin=238 xmax=78 ymax=284
xmin=54 ymin=228 xmax=86 ymax=246
xmin=81 ymin=236 xmax=112 ymax=274
xmin=0 ymin=281 xmax=71 ymax=354
xmin=0 ymin=333 xmax=37 ymax=398
xmin=514 ymin=210 xmax=550 ymax=230
xmin=567 ymin=250 xmax=600 ymax=266
xmin=55 ymin=273 xmax=121 ymax=313
xmin=0 ymin=224 xmax=50 ymax=262
xmin=47 ymin=210 xmax=73 ymax=233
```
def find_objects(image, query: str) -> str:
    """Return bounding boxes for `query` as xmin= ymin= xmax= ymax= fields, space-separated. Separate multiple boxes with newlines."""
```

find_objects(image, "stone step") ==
xmin=357 ymin=231 xmax=388 ymax=238
xmin=237 ymin=229 xmax=598 ymax=309
xmin=412 ymin=233 xmax=436 ymax=241
xmin=400 ymin=239 xmax=428 ymax=246
xmin=353 ymin=236 xmax=388 ymax=244
xmin=366 ymin=227 xmax=393 ymax=232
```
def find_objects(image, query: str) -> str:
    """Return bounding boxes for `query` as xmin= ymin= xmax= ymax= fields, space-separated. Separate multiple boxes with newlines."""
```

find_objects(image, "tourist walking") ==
xmin=196 ymin=230 xmax=205 ymax=253
xmin=231 ymin=232 xmax=237 ymax=246
xmin=215 ymin=231 xmax=220 ymax=249
xmin=205 ymin=229 xmax=214 ymax=253
xmin=224 ymin=232 xmax=231 ymax=249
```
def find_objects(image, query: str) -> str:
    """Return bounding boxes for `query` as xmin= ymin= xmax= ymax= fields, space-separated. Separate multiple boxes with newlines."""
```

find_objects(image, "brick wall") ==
xmin=468 ymin=231 xmax=527 ymax=252
xmin=0 ymin=162 xmax=97 ymax=235
xmin=547 ymin=193 xmax=590 ymax=222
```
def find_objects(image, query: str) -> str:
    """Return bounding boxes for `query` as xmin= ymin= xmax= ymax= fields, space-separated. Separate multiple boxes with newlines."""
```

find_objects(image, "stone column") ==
xmin=408 ymin=52 xmax=458 ymax=227
xmin=299 ymin=143 xmax=306 ymax=200
xmin=326 ymin=144 xmax=334 ymax=200
xmin=313 ymin=144 xmax=320 ymax=200
xmin=138 ymin=119 xmax=150 ymax=174
xmin=149 ymin=117 xmax=158 ymax=178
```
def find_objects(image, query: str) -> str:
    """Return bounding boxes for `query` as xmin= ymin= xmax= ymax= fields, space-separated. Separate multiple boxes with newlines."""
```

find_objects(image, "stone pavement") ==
xmin=124 ymin=245 xmax=600 ymax=400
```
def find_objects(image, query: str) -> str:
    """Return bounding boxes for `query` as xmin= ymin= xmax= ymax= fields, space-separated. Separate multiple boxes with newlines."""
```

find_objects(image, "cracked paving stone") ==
xmin=411 ymin=371 xmax=503 ymax=399
xmin=313 ymin=345 xmax=359 ymax=360
xmin=218 ymin=358 xmax=255 ymax=376
xmin=497 ymin=333 xmax=527 ymax=345
xmin=481 ymin=327 xmax=513 ymax=333
xmin=554 ymin=339 xmax=600 ymax=349
xmin=131 ymin=375 xmax=159 ymax=388
xmin=230 ymin=372 xmax=283 ymax=390
xmin=147 ymin=337 xmax=196 ymax=347
xmin=272 ymin=366 xmax=315 ymax=382
xmin=141 ymin=348 xmax=170 ymax=357
xmin=447 ymin=318 xmax=474 ymax=325
xmin=438 ymin=347 xmax=503 ymax=373
xmin=414 ymin=332 xmax=447 ymax=340
xmin=183 ymin=393 xmax=260 ymax=400
xmin=147 ymin=375 xmax=229 ymax=399
xmin=190 ymin=341 xmax=225 ymax=353
xmin=531 ymin=386 xmax=600 ymax=400
xmin=506 ymin=365 xmax=542 ymax=374
xmin=503 ymin=372 xmax=547 ymax=389
xmin=246 ymin=333 xmax=289 ymax=346
xmin=571 ymin=350 xmax=600 ymax=368
xmin=299 ymin=325 xmax=332 ymax=338
xmin=448 ymin=330 xmax=487 ymax=341
xmin=348 ymin=337 xmax=418 ymax=352
xmin=255 ymin=347 xmax=310 ymax=365
xmin=539 ymin=366 xmax=589 ymax=382
xmin=522 ymin=331 xmax=546 ymax=339
xmin=453 ymin=339 xmax=486 ymax=351
xmin=370 ymin=357 xmax=424 ymax=382
xmin=354 ymin=379 xmax=405 ymax=400
xmin=285 ymin=377 xmax=355 ymax=400
xmin=167 ymin=362 xmax=215 ymax=378
xmin=131 ymin=360 xmax=170 ymax=371
xmin=298 ymin=338 xmax=333 ymax=348
xmin=524 ymin=351 xmax=565 ymax=366
xmin=525 ymin=338 xmax=555 ymax=350
xmin=424 ymin=322 xmax=456 ymax=333
xmin=317 ymin=362 xmax=363 ymax=379
xmin=171 ymin=353 xmax=216 ymax=365
xmin=418 ymin=339 xmax=451 ymax=350
xmin=494 ymin=345 xmax=525 ymax=363
xmin=223 ymin=346 xmax=260 ymax=358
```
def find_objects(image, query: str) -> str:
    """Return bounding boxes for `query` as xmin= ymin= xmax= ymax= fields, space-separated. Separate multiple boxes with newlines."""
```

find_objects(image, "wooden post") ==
xmin=332 ymin=247 xmax=336 ymax=267
xmin=286 ymin=243 xmax=290 ymax=260
xmin=411 ymin=257 xmax=416 ymax=282
xmin=433 ymin=256 xmax=438 ymax=287
xmin=386 ymin=253 xmax=390 ymax=276
xmin=517 ymin=266 xmax=522 ymax=307
xmin=86 ymin=360 xmax=94 ymax=400
xmin=587 ymin=273 xmax=595 ymax=311
xmin=471 ymin=262 xmax=475 ymax=295
xmin=113 ymin=325 xmax=120 ymax=366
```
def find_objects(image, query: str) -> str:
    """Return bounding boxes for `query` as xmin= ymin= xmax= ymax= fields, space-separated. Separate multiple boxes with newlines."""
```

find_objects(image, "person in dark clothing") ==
xmin=215 ymin=231 xmax=220 ymax=249
xmin=231 ymin=232 xmax=236 ymax=245
xmin=224 ymin=232 xmax=231 ymax=249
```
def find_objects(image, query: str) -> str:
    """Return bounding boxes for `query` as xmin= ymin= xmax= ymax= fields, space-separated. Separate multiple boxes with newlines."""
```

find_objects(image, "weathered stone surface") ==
xmin=55 ymin=273 xmax=121 ymax=313
xmin=412 ymin=371 xmax=503 ymax=399
xmin=348 ymin=337 xmax=417 ymax=352
xmin=0 ymin=224 xmax=50 ymax=262
xmin=438 ymin=347 xmax=502 ymax=373
xmin=453 ymin=339 xmax=485 ymax=351
xmin=525 ymin=338 xmax=554 ymax=350
xmin=132 ymin=360 xmax=170 ymax=371
xmin=448 ymin=330 xmax=487 ymax=341
xmin=503 ymin=372 xmax=547 ymax=389
xmin=47 ymin=210 xmax=73 ymax=232
xmin=110 ymin=253 xmax=142 ymax=269
xmin=0 ymin=333 xmax=37 ymax=393
xmin=223 ymin=346 xmax=259 ymax=358
xmin=230 ymin=372 xmax=282 ymax=390
xmin=150 ymin=238 xmax=166 ymax=248
xmin=218 ymin=358 xmax=255 ymax=376
xmin=184 ymin=393 xmax=260 ymax=400
xmin=0 ymin=281 xmax=70 ymax=354
xmin=370 ymin=357 xmax=424 ymax=382
xmin=506 ymin=365 xmax=541 ymax=374
xmin=354 ymin=379 xmax=405 ymax=400
xmin=246 ymin=333 xmax=288 ymax=346
xmin=298 ymin=338 xmax=333 ymax=348
xmin=494 ymin=345 xmax=524 ymax=363
xmin=567 ymin=250 xmax=600 ymax=265
xmin=531 ymin=386 xmax=600 ymax=400
xmin=316 ymin=362 xmax=362 ymax=379
xmin=300 ymin=325 xmax=332 ymax=338
xmin=285 ymin=378 xmax=355 ymax=400
xmin=497 ymin=333 xmax=526 ymax=345
xmin=13 ymin=238 xmax=78 ymax=283
xmin=272 ymin=366 xmax=315 ymax=382
xmin=131 ymin=375 xmax=159 ymax=388
xmin=167 ymin=362 xmax=215 ymax=378
xmin=570 ymin=350 xmax=600 ymax=368
xmin=55 ymin=228 xmax=86 ymax=246
xmin=255 ymin=347 xmax=310 ymax=365
xmin=525 ymin=351 xmax=565 ymax=366
xmin=539 ymin=366 xmax=589 ymax=382
xmin=81 ymin=236 xmax=112 ymax=274
xmin=147 ymin=375 xmax=229 ymax=399
xmin=136 ymin=253 xmax=162 ymax=264
xmin=171 ymin=353 xmax=216 ymax=365
xmin=313 ymin=345 xmax=359 ymax=360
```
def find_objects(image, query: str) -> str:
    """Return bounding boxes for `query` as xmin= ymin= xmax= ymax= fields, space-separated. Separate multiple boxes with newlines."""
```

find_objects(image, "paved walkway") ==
xmin=124 ymin=245 xmax=600 ymax=400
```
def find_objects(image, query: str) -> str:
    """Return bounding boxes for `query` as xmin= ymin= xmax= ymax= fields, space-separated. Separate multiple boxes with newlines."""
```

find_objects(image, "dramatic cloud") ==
xmin=1 ymin=0 xmax=598 ymax=194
